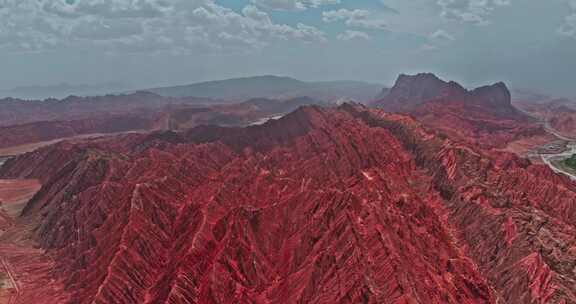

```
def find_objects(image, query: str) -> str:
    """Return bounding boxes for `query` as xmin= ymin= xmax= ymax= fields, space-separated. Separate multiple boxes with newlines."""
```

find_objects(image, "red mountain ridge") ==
xmin=1 ymin=103 xmax=576 ymax=303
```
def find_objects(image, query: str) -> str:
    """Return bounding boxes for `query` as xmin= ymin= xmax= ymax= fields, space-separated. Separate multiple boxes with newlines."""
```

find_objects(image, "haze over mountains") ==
xmin=2 ymin=0 xmax=576 ymax=302
xmin=0 ymin=82 xmax=129 ymax=100
xmin=0 ymin=72 xmax=563 ymax=154
xmin=1 ymin=75 xmax=384 ymax=103
xmin=144 ymin=75 xmax=383 ymax=103
xmin=2 ymin=72 xmax=576 ymax=303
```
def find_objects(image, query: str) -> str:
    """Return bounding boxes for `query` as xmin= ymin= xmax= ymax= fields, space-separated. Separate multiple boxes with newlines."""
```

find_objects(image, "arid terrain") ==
xmin=1 ymin=73 xmax=576 ymax=303
xmin=3 ymin=0 xmax=576 ymax=301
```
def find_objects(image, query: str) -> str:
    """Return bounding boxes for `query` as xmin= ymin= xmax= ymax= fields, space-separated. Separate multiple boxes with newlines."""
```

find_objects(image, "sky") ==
xmin=1 ymin=0 xmax=576 ymax=96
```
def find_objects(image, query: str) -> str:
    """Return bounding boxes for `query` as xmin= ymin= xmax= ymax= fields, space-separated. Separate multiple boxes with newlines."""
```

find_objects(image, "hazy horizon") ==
xmin=2 ymin=0 xmax=576 ymax=97
xmin=2 ymin=73 xmax=572 ymax=101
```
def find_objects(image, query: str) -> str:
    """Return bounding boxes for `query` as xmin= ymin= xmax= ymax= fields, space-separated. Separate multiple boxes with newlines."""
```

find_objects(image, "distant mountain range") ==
xmin=0 ymin=82 xmax=128 ymax=99
xmin=143 ymin=75 xmax=383 ymax=103
xmin=1 ymin=76 xmax=384 ymax=103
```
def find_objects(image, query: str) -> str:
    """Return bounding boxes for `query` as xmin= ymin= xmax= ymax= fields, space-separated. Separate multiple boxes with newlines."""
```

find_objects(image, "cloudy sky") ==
xmin=1 ymin=0 xmax=576 ymax=95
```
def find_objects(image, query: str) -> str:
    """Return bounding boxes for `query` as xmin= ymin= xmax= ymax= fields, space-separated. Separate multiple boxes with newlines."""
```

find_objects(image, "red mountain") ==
xmin=372 ymin=74 xmax=543 ymax=148
xmin=0 ymin=115 xmax=154 ymax=149
xmin=1 ymin=104 xmax=575 ymax=303
xmin=371 ymin=73 xmax=450 ymax=112
xmin=0 ymin=95 xmax=325 ymax=151
xmin=550 ymin=110 xmax=576 ymax=138
xmin=516 ymin=98 xmax=576 ymax=139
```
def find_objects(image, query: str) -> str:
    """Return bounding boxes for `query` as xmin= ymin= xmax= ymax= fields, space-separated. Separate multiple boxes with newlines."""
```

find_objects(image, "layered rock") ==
xmin=3 ymin=104 xmax=576 ymax=303
xmin=0 ymin=95 xmax=327 ymax=150
xmin=518 ymin=99 xmax=576 ymax=139
xmin=0 ymin=115 xmax=154 ymax=149
xmin=372 ymin=74 xmax=541 ymax=148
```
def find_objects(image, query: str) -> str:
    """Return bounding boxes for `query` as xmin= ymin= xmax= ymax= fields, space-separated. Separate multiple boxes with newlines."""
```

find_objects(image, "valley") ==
xmin=515 ymin=103 xmax=576 ymax=180
xmin=0 ymin=179 xmax=63 ymax=304
xmin=541 ymin=143 xmax=576 ymax=180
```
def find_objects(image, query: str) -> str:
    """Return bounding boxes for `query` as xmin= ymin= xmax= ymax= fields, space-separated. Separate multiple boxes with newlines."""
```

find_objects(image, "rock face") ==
xmin=374 ymin=73 xmax=451 ymax=112
xmin=471 ymin=82 xmax=514 ymax=115
xmin=372 ymin=74 xmax=541 ymax=147
xmin=373 ymin=73 xmax=517 ymax=115
xmin=2 ymin=104 xmax=576 ymax=303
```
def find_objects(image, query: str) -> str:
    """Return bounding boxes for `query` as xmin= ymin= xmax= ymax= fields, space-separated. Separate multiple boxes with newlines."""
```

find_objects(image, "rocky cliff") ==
xmin=372 ymin=74 xmax=541 ymax=147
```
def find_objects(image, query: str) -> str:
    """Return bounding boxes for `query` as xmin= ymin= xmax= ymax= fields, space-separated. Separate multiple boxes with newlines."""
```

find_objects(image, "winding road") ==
xmin=540 ymin=144 xmax=576 ymax=180
xmin=515 ymin=106 xmax=576 ymax=180
xmin=530 ymin=113 xmax=576 ymax=180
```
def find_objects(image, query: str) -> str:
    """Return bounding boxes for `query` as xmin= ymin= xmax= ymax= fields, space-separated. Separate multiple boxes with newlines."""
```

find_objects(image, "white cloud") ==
xmin=337 ymin=30 xmax=371 ymax=41
xmin=429 ymin=29 xmax=455 ymax=41
xmin=0 ymin=0 xmax=326 ymax=53
xmin=322 ymin=9 xmax=387 ymax=30
xmin=250 ymin=0 xmax=339 ymax=11
xmin=420 ymin=29 xmax=455 ymax=51
xmin=559 ymin=1 xmax=576 ymax=38
xmin=437 ymin=0 xmax=512 ymax=25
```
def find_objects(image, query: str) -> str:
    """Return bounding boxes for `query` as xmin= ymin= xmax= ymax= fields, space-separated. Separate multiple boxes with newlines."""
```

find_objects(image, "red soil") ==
xmin=0 ymin=179 xmax=69 ymax=304
xmin=1 ymin=104 xmax=575 ymax=303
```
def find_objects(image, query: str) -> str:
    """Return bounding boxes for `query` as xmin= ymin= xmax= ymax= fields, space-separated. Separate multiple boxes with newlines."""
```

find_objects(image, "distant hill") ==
xmin=144 ymin=75 xmax=383 ymax=103
xmin=1 ymin=82 xmax=128 ymax=99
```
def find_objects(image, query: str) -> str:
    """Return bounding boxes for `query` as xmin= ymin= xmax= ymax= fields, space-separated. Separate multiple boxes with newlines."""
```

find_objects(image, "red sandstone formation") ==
xmin=0 ymin=179 xmax=69 ymax=304
xmin=372 ymin=74 xmax=543 ymax=147
xmin=517 ymin=99 xmax=576 ymax=139
xmin=0 ymin=92 xmax=224 ymax=127
xmin=162 ymin=96 xmax=326 ymax=130
xmin=0 ymin=115 xmax=154 ymax=149
xmin=550 ymin=111 xmax=576 ymax=138
xmin=0 ymin=96 xmax=326 ymax=150
xmin=2 ymin=103 xmax=576 ymax=303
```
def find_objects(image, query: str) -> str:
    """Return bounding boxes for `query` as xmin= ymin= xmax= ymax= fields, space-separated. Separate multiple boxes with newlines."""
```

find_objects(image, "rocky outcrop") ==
xmin=372 ymin=73 xmax=451 ymax=112
xmin=373 ymin=74 xmax=518 ymax=116
xmin=372 ymin=74 xmax=541 ymax=147
xmin=471 ymin=82 xmax=513 ymax=114
xmin=3 ymin=104 xmax=576 ymax=303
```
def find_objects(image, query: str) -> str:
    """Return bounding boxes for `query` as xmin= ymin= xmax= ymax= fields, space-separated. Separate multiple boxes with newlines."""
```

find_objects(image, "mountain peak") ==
xmin=472 ymin=82 xmax=511 ymax=105
xmin=395 ymin=73 xmax=446 ymax=88
xmin=372 ymin=73 xmax=450 ymax=112
xmin=374 ymin=74 xmax=518 ymax=113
